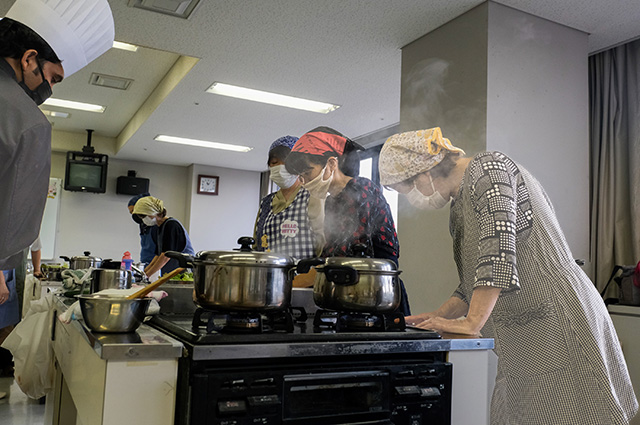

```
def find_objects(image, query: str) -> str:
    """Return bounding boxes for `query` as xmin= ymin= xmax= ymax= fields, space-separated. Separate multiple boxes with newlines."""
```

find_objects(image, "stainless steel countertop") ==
xmin=52 ymin=294 xmax=184 ymax=361
xmin=191 ymin=337 xmax=494 ymax=361
xmin=608 ymin=303 xmax=640 ymax=317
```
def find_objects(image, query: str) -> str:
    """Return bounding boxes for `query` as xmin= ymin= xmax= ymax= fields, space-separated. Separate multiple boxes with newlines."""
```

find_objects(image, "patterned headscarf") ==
xmin=379 ymin=127 xmax=465 ymax=185
xmin=132 ymin=196 xmax=164 ymax=216
xmin=269 ymin=136 xmax=298 ymax=152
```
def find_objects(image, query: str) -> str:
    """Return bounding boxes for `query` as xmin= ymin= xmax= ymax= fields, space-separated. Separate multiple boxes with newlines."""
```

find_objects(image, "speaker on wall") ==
xmin=116 ymin=170 xmax=150 ymax=195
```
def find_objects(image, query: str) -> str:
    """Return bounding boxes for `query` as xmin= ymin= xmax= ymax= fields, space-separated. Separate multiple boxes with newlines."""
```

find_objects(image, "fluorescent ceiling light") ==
xmin=154 ymin=135 xmax=253 ymax=152
xmin=112 ymin=41 xmax=139 ymax=52
xmin=43 ymin=98 xmax=106 ymax=113
xmin=206 ymin=82 xmax=340 ymax=114
xmin=41 ymin=110 xmax=70 ymax=118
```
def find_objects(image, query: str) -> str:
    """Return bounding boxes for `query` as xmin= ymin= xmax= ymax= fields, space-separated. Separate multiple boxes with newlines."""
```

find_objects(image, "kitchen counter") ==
xmin=52 ymin=295 xmax=183 ymax=360
xmin=46 ymin=294 xmax=183 ymax=425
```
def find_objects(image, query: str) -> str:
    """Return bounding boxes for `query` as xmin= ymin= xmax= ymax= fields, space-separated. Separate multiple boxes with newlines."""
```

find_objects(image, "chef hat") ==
xmin=6 ymin=0 xmax=115 ymax=77
xmin=379 ymin=127 xmax=465 ymax=186
xmin=132 ymin=196 xmax=164 ymax=216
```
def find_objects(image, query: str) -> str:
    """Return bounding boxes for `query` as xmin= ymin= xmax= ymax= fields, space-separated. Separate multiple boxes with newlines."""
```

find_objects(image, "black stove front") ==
xmin=149 ymin=311 xmax=450 ymax=425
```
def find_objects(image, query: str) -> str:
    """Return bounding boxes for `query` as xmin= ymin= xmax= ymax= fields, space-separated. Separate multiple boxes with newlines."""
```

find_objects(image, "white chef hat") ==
xmin=6 ymin=0 xmax=115 ymax=77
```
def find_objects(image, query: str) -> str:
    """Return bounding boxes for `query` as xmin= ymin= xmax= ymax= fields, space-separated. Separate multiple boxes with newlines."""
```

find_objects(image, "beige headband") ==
xmin=132 ymin=196 xmax=164 ymax=216
xmin=379 ymin=127 xmax=465 ymax=186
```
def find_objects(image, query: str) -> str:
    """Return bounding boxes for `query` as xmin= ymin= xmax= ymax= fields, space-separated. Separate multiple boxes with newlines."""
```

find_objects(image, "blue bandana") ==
xmin=128 ymin=192 xmax=151 ymax=207
xmin=269 ymin=136 xmax=298 ymax=152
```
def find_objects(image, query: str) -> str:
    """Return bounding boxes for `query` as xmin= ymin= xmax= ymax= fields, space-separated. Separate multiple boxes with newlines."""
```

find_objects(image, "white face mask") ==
xmin=269 ymin=165 xmax=298 ymax=189
xmin=142 ymin=216 xmax=158 ymax=227
xmin=405 ymin=175 xmax=450 ymax=210
xmin=303 ymin=164 xmax=333 ymax=199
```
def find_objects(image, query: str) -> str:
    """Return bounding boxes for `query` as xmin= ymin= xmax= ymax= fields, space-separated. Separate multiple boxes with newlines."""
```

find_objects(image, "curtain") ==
xmin=589 ymin=39 xmax=640 ymax=292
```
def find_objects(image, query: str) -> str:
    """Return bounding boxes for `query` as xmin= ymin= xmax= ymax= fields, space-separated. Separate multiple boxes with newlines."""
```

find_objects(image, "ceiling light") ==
xmin=43 ymin=98 xmax=106 ymax=113
xmin=127 ymin=0 xmax=202 ymax=19
xmin=90 ymin=73 xmax=133 ymax=90
xmin=206 ymin=82 xmax=341 ymax=114
xmin=112 ymin=41 xmax=139 ymax=52
xmin=154 ymin=135 xmax=253 ymax=152
xmin=41 ymin=110 xmax=70 ymax=118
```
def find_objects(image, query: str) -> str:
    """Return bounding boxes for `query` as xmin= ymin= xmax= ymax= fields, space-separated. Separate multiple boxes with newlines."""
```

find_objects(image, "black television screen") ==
xmin=64 ymin=151 xmax=108 ymax=193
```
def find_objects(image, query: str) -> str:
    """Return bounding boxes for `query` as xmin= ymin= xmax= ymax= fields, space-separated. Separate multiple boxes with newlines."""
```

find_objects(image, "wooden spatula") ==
xmin=125 ymin=267 xmax=185 ymax=299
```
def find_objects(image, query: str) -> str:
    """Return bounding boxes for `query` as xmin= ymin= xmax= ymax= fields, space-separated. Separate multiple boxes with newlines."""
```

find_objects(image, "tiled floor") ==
xmin=0 ymin=377 xmax=45 ymax=425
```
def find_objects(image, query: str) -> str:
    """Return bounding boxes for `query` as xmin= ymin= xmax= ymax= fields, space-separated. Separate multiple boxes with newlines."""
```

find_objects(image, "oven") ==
xmin=187 ymin=356 xmax=451 ymax=425
xmin=150 ymin=308 xmax=452 ymax=425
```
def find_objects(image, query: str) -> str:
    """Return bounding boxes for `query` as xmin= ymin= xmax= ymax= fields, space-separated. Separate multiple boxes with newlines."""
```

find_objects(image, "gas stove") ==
xmin=149 ymin=304 xmax=450 ymax=425
xmin=149 ymin=307 xmax=440 ymax=348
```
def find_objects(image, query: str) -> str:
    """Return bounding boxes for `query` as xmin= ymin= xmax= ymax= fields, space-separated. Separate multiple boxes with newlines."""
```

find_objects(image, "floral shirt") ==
xmin=323 ymin=176 xmax=398 ymax=263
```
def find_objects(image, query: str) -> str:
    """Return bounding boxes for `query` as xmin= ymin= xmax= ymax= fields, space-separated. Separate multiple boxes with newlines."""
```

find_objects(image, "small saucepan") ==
xmin=297 ymin=244 xmax=402 ymax=313
xmin=60 ymin=251 xmax=103 ymax=270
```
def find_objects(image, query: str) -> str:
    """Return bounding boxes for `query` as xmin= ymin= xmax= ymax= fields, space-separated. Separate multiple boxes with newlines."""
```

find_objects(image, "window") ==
xmin=359 ymin=145 xmax=399 ymax=230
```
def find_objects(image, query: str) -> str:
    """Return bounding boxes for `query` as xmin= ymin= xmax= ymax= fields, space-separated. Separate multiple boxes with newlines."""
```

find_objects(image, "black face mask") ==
xmin=132 ymin=214 xmax=144 ymax=225
xmin=19 ymin=59 xmax=52 ymax=106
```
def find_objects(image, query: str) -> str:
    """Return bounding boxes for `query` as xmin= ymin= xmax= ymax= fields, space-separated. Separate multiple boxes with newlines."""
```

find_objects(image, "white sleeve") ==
xmin=30 ymin=236 xmax=42 ymax=251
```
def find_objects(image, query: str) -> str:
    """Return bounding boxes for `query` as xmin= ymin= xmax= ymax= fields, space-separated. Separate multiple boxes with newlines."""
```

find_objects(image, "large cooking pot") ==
xmin=298 ymin=244 xmax=402 ymax=313
xmin=90 ymin=268 xmax=132 ymax=293
xmin=166 ymin=237 xmax=296 ymax=312
xmin=60 ymin=251 xmax=103 ymax=269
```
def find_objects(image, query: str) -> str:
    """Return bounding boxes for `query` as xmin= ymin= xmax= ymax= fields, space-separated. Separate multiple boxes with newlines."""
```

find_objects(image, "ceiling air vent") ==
xmin=127 ymin=0 xmax=202 ymax=19
xmin=90 ymin=73 xmax=133 ymax=90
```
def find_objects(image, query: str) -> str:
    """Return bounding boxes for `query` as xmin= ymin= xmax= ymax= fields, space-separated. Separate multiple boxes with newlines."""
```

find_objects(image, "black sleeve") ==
xmin=161 ymin=220 xmax=187 ymax=253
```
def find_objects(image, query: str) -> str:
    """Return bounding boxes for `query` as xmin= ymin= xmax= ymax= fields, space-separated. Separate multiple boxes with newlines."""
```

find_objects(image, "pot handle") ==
xmin=296 ymin=258 xmax=325 ymax=274
xmin=165 ymin=251 xmax=194 ymax=268
xmin=60 ymin=256 xmax=70 ymax=262
xmin=324 ymin=265 xmax=359 ymax=286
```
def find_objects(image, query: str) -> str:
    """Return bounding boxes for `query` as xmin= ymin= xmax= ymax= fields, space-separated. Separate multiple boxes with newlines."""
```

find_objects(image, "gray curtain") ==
xmin=589 ymin=39 xmax=640 ymax=292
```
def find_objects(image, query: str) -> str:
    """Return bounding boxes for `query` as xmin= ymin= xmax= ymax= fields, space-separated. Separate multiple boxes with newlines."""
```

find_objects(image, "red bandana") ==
xmin=291 ymin=131 xmax=347 ymax=156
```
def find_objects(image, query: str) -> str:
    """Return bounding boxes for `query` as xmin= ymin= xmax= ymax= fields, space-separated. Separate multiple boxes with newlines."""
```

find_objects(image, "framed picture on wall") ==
xmin=197 ymin=175 xmax=219 ymax=195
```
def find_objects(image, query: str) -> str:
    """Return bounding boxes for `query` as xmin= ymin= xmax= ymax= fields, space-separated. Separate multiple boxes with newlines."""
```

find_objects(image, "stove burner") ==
xmin=191 ymin=308 xmax=297 ymax=334
xmin=313 ymin=310 xmax=406 ymax=332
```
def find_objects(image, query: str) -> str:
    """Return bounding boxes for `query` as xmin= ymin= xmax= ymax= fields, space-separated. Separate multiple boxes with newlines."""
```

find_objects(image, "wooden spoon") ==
xmin=125 ymin=267 xmax=185 ymax=299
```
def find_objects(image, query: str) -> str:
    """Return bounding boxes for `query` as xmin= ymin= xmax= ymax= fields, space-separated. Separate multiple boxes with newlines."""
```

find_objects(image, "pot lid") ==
xmin=70 ymin=251 xmax=102 ymax=261
xmin=323 ymin=256 xmax=398 ymax=273
xmin=321 ymin=244 xmax=398 ymax=273
xmin=195 ymin=237 xmax=294 ymax=267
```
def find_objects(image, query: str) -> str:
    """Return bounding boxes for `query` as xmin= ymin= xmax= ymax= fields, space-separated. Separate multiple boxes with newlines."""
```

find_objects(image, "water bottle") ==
xmin=121 ymin=251 xmax=133 ymax=271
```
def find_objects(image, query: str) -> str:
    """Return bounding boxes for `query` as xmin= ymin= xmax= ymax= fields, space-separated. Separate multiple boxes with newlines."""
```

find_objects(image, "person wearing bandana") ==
xmin=132 ymin=196 xmax=195 ymax=277
xmin=286 ymin=127 xmax=411 ymax=315
xmin=127 ymin=193 xmax=159 ymax=266
xmin=253 ymin=136 xmax=324 ymax=287
xmin=378 ymin=127 xmax=638 ymax=424
xmin=0 ymin=0 xmax=114 ymax=399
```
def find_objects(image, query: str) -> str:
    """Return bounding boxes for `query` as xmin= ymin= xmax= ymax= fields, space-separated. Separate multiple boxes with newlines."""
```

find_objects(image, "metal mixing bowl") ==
xmin=78 ymin=294 xmax=151 ymax=333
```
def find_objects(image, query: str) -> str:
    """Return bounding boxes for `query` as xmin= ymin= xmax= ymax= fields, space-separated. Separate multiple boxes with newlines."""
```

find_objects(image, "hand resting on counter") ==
xmin=407 ymin=286 xmax=502 ymax=336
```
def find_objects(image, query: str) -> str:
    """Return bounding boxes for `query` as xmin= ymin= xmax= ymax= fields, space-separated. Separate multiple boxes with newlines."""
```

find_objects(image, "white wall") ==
xmin=51 ymin=152 xmax=189 ymax=263
xmin=186 ymin=164 xmax=262 ymax=252
xmin=486 ymin=2 xmax=590 ymax=265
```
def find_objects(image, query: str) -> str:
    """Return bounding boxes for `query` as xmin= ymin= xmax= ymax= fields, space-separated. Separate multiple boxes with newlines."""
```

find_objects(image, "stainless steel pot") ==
xmin=298 ymin=245 xmax=402 ymax=313
xmin=90 ymin=268 xmax=132 ymax=293
xmin=60 ymin=251 xmax=103 ymax=269
xmin=166 ymin=237 xmax=296 ymax=312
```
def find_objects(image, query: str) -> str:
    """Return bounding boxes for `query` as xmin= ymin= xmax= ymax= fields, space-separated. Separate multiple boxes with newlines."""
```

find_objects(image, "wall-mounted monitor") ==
xmin=64 ymin=151 xmax=108 ymax=193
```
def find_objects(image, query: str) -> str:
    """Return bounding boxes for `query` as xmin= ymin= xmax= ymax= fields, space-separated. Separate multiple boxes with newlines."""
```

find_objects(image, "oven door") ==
xmin=282 ymin=370 xmax=391 ymax=424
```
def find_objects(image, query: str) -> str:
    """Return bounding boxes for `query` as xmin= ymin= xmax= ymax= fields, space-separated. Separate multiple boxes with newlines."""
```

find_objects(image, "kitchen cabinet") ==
xmin=609 ymin=304 xmax=640 ymax=425
xmin=45 ymin=295 xmax=183 ymax=425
